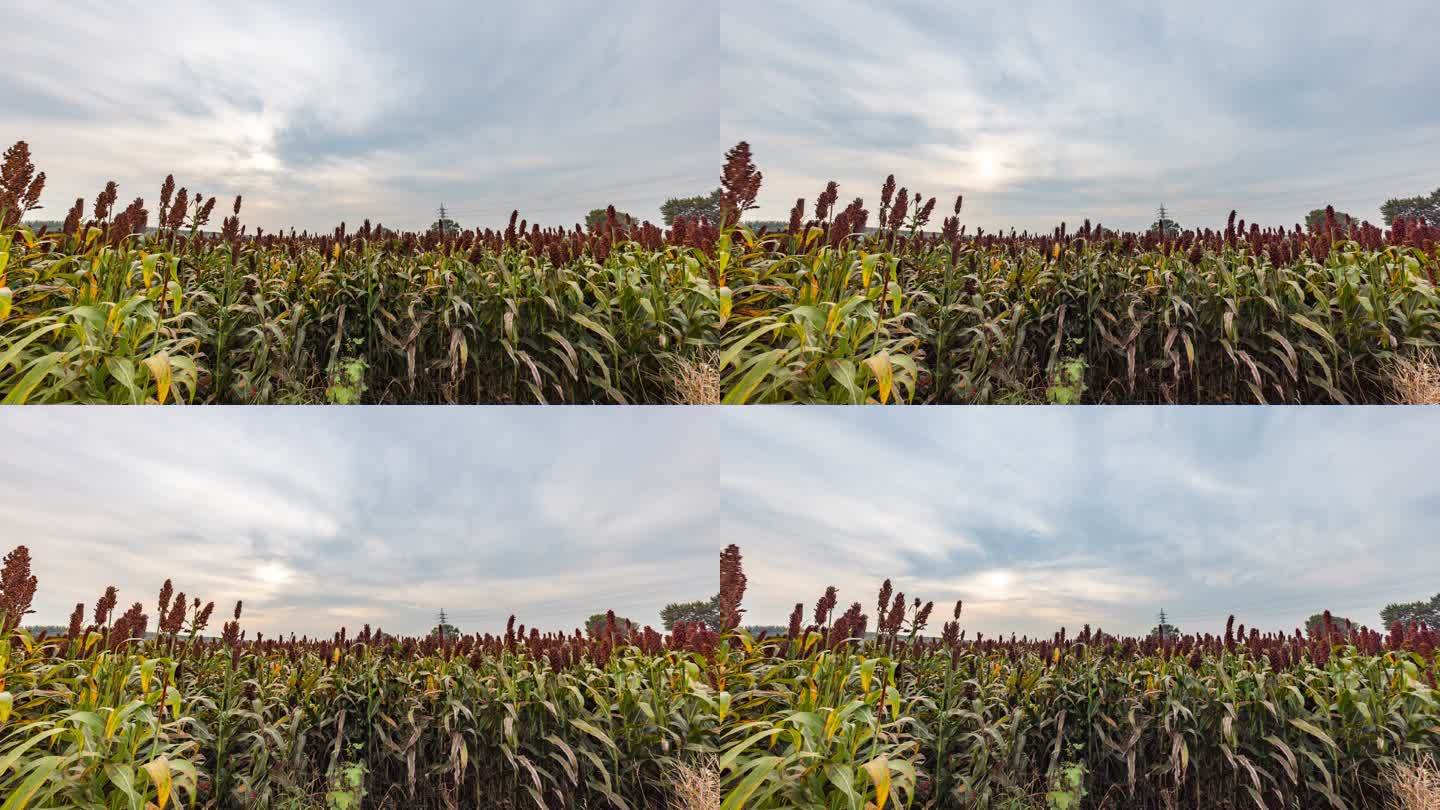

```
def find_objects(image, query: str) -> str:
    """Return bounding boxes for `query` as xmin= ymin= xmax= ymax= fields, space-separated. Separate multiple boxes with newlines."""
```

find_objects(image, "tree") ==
xmin=585 ymin=207 xmax=637 ymax=232
xmin=660 ymin=189 xmax=721 ymax=226
xmin=1150 ymin=205 xmax=1180 ymax=237
xmin=1380 ymin=188 xmax=1440 ymax=227
xmin=1149 ymin=609 xmax=1179 ymax=642
xmin=741 ymin=220 xmax=790 ymax=232
xmin=1380 ymin=592 xmax=1440 ymax=628
xmin=430 ymin=608 xmax=459 ymax=641
xmin=1304 ymin=612 xmax=1356 ymax=637
xmin=430 ymin=203 xmax=460 ymax=236
xmin=585 ymin=612 xmax=637 ymax=638
xmin=660 ymin=594 xmax=720 ymax=631
xmin=1305 ymin=208 xmax=1358 ymax=235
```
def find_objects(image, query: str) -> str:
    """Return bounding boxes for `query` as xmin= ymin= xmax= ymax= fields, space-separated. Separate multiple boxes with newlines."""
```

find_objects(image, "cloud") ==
xmin=7 ymin=406 xmax=1434 ymax=641
xmin=724 ymin=407 xmax=1440 ymax=637
xmin=6 ymin=1 xmax=718 ymax=232
xmin=722 ymin=0 xmax=1440 ymax=231
xmin=2 ymin=408 xmax=720 ymax=637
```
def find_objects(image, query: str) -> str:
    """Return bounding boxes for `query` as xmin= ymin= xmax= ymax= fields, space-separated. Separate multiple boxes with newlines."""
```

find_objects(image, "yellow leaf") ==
xmin=861 ymin=253 xmax=879 ymax=289
xmin=0 ymin=287 xmax=11 ymax=321
xmin=863 ymin=756 xmax=892 ymax=810
xmin=865 ymin=352 xmax=894 ymax=404
xmin=141 ymin=252 xmax=157 ymax=288
xmin=142 ymin=757 xmax=173 ymax=810
xmin=143 ymin=352 xmax=172 ymax=404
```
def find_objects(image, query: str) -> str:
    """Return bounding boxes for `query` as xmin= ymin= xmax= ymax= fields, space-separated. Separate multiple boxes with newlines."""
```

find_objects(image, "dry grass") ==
xmin=1390 ymin=350 xmax=1440 ymax=404
xmin=669 ymin=758 xmax=719 ymax=810
xmin=1386 ymin=755 xmax=1440 ymax=810
xmin=669 ymin=351 xmax=720 ymax=405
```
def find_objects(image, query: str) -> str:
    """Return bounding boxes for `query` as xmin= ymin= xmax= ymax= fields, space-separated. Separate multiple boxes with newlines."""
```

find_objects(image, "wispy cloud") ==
xmin=3 ymin=409 xmax=720 ymax=636
xmin=7 ymin=405 xmax=1433 ymax=642
xmin=723 ymin=407 xmax=1440 ymax=637
xmin=722 ymin=0 xmax=1440 ymax=232
xmin=7 ymin=1 xmax=718 ymax=232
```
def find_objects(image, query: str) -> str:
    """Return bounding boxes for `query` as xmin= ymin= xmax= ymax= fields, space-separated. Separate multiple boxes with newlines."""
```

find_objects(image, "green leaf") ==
xmin=1288 ymin=718 xmax=1339 ymax=752
xmin=568 ymin=718 xmax=619 ymax=754
xmin=722 ymin=349 xmax=785 ymax=405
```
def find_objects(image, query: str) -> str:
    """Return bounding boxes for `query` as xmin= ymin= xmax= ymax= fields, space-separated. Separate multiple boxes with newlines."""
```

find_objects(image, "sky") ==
xmin=5 ymin=1 xmax=718 ymax=233
xmin=3 ymin=409 xmax=720 ymax=637
xmin=722 ymin=0 xmax=1440 ymax=232
xmin=9 ymin=2 xmax=1437 ymax=236
xmin=7 ymin=407 xmax=1435 ymax=640
xmin=719 ymin=407 xmax=1440 ymax=639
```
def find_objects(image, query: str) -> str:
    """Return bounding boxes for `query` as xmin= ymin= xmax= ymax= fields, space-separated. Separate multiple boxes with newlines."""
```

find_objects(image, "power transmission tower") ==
xmin=436 ymin=203 xmax=451 ymax=237
xmin=436 ymin=608 xmax=449 ymax=642
xmin=1156 ymin=608 xmax=1169 ymax=643
xmin=1154 ymin=204 xmax=1176 ymax=235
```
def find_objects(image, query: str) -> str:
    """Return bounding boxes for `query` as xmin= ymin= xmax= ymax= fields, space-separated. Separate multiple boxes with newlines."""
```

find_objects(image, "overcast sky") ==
xmin=721 ymin=408 xmax=1440 ymax=639
xmin=7 ymin=408 xmax=1434 ymax=640
xmin=9 ymin=2 xmax=1437 ymax=236
xmin=722 ymin=0 xmax=1440 ymax=232
xmin=6 ymin=2 xmax=717 ymax=233
xmin=5 ymin=409 xmax=719 ymax=637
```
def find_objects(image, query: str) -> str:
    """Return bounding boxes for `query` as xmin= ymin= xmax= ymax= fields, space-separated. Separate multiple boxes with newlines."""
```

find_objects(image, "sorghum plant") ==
xmin=718 ymin=143 xmax=1440 ymax=404
xmin=0 ymin=545 xmax=724 ymax=808
xmin=717 ymin=546 xmax=1440 ymax=809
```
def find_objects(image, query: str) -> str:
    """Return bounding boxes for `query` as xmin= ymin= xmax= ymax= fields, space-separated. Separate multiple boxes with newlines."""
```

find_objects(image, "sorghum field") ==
xmin=4 ymin=540 xmax=1438 ymax=809
xmin=716 ymin=144 xmax=1440 ymax=404
xmin=0 ymin=546 xmax=723 ymax=809
xmin=716 ymin=546 xmax=1440 ymax=809
xmin=5 ymin=138 xmax=1439 ymax=404
xmin=0 ymin=141 xmax=721 ymax=404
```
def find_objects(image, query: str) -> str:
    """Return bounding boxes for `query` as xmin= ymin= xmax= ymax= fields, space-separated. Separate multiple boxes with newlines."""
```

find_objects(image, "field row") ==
xmin=3 ymin=544 xmax=1437 ymax=808
xmin=3 ymin=140 xmax=1438 ymax=404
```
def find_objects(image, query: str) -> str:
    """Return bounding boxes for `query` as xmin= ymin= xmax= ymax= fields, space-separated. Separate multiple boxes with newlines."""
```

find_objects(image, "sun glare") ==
xmin=255 ymin=561 xmax=293 ymax=585
xmin=971 ymin=147 xmax=1005 ymax=188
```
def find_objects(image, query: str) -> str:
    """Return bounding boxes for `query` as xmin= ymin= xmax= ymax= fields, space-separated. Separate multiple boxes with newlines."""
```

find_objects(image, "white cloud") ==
xmin=725 ymin=408 xmax=1440 ymax=637
xmin=722 ymin=0 xmax=1440 ymax=231
xmin=6 ymin=1 xmax=717 ymax=232
xmin=3 ymin=409 xmax=721 ymax=637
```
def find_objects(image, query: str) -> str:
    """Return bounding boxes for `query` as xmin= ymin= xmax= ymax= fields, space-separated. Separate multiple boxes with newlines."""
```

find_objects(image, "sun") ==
xmin=255 ymin=561 xmax=293 ymax=585
xmin=971 ymin=147 xmax=1005 ymax=188
xmin=978 ymin=569 xmax=1015 ymax=598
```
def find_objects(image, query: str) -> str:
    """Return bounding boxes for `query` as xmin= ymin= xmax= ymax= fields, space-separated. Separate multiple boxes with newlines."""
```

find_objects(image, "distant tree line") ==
xmin=426 ymin=594 xmax=720 ymax=641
